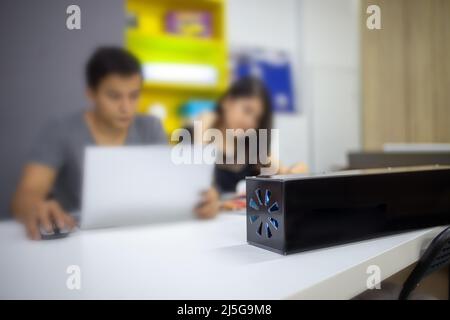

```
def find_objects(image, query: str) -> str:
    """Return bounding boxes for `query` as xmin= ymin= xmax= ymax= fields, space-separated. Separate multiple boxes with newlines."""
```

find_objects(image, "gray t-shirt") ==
xmin=29 ymin=110 xmax=167 ymax=212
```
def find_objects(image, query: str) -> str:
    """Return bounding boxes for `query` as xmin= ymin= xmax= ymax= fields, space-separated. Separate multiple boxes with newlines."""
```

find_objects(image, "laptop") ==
xmin=78 ymin=146 xmax=214 ymax=229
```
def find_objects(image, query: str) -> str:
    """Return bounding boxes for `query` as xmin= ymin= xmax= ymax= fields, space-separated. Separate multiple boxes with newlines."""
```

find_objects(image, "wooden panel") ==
xmin=361 ymin=0 xmax=408 ymax=150
xmin=406 ymin=0 xmax=435 ymax=142
xmin=361 ymin=0 xmax=450 ymax=149
xmin=432 ymin=0 xmax=450 ymax=142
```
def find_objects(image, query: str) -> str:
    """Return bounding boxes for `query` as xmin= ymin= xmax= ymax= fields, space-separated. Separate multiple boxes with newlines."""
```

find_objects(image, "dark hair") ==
xmin=85 ymin=47 xmax=142 ymax=89
xmin=214 ymin=76 xmax=273 ymax=166
xmin=215 ymin=76 xmax=273 ymax=132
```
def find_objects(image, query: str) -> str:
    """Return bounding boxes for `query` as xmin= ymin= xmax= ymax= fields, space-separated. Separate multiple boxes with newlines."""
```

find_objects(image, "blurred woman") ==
xmin=196 ymin=76 xmax=307 ymax=198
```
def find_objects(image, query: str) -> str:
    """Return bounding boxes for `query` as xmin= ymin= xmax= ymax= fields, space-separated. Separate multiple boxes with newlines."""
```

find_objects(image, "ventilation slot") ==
xmin=265 ymin=190 xmax=271 ymax=206
xmin=249 ymin=198 xmax=259 ymax=210
xmin=268 ymin=202 xmax=279 ymax=213
xmin=269 ymin=217 xmax=279 ymax=229
xmin=255 ymin=188 xmax=263 ymax=205
xmin=256 ymin=222 xmax=263 ymax=236
xmin=249 ymin=215 xmax=259 ymax=223
xmin=265 ymin=223 xmax=272 ymax=238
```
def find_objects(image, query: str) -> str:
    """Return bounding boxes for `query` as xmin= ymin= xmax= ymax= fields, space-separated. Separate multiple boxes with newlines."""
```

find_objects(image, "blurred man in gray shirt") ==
xmin=11 ymin=47 xmax=219 ymax=239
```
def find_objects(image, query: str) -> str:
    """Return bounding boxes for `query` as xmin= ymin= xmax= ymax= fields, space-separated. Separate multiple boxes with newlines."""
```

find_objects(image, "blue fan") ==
xmin=248 ymin=188 xmax=280 ymax=238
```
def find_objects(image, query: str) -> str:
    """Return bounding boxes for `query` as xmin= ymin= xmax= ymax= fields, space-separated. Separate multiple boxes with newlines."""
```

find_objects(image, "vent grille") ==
xmin=248 ymin=188 xmax=280 ymax=238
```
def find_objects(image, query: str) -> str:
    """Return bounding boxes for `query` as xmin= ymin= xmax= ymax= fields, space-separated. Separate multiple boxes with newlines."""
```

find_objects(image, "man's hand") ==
xmin=22 ymin=200 xmax=76 ymax=240
xmin=195 ymin=188 xmax=220 ymax=219
xmin=11 ymin=164 xmax=76 ymax=240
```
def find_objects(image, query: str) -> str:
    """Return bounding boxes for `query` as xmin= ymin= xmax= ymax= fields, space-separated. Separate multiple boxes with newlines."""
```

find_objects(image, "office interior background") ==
xmin=0 ymin=0 xmax=449 ymax=219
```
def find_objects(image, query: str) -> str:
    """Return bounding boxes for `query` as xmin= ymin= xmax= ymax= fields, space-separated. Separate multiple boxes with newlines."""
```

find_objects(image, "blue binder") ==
xmin=234 ymin=50 xmax=296 ymax=113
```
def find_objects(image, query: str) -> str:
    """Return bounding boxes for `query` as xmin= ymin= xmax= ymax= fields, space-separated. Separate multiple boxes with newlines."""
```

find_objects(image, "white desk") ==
xmin=0 ymin=212 xmax=444 ymax=299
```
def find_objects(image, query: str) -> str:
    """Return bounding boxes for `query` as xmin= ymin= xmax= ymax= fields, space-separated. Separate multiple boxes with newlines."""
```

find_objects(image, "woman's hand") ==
xmin=195 ymin=188 xmax=220 ymax=219
xmin=279 ymin=162 xmax=308 ymax=175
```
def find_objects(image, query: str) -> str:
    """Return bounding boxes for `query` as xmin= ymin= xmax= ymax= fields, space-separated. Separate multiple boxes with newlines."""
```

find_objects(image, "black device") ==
xmin=246 ymin=165 xmax=450 ymax=255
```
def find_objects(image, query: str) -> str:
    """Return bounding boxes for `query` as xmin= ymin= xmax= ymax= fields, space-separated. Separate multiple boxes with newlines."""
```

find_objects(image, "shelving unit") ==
xmin=125 ymin=0 xmax=229 ymax=135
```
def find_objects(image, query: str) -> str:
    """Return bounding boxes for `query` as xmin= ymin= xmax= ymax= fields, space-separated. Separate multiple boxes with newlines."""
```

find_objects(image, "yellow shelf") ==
xmin=126 ymin=31 xmax=226 ymax=64
xmin=127 ymin=0 xmax=226 ymax=39
xmin=126 ymin=0 xmax=229 ymax=135
xmin=127 ymin=30 xmax=224 ymax=49
xmin=143 ymin=82 xmax=226 ymax=93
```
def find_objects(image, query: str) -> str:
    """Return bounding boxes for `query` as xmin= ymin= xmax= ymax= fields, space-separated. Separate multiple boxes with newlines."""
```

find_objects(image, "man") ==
xmin=11 ymin=47 xmax=218 ymax=240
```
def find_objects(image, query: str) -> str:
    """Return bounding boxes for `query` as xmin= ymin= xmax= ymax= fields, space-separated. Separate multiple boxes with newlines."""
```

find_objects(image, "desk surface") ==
xmin=0 ymin=212 xmax=444 ymax=299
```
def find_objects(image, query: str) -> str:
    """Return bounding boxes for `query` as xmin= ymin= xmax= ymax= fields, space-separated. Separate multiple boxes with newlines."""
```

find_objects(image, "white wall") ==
xmin=300 ymin=0 xmax=361 ymax=172
xmin=226 ymin=0 xmax=361 ymax=172
xmin=227 ymin=0 xmax=309 ymax=168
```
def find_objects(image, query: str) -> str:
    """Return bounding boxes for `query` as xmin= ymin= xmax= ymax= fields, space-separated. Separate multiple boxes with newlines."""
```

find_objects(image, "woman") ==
xmin=197 ymin=76 xmax=307 ymax=199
